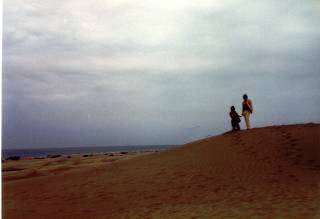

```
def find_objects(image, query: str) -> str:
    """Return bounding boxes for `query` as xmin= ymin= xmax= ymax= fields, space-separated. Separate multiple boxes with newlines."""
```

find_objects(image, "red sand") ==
xmin=3 ymin=123 xmax=320 ymax=218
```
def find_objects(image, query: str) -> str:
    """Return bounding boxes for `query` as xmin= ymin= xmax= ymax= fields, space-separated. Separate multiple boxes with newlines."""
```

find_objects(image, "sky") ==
xmin=3 ymin=0 xmax=320 ymax=149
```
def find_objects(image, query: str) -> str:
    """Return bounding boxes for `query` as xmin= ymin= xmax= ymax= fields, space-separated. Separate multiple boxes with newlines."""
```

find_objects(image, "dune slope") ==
xmin=3 ymin=123 xmax=320 ymax=218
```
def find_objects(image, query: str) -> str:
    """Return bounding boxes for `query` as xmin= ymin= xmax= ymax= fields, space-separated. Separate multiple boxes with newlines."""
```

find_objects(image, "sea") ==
xmin=2 ymin=145 xmax=177 ymax=159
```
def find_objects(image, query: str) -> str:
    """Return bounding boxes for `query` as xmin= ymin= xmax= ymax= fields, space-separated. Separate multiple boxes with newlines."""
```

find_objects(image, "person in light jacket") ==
xmin=242 ymin=94 xmax=253 ymax=130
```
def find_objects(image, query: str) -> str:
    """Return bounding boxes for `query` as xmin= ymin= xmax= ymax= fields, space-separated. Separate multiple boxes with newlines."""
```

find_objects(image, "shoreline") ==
xmin=2 ymin=145 xmax=175 ymax=160
xmin=2 ymin=150 xmax=162 ymax=181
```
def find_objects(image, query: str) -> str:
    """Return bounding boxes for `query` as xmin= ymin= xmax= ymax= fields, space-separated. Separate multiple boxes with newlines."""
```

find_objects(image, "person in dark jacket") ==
xmin=229 ymin=106 xmax=241 ymax=131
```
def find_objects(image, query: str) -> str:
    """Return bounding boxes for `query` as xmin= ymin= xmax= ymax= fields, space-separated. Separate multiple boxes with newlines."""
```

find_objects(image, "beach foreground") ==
xmin=3 ymin=123 xmax=320 ymax=218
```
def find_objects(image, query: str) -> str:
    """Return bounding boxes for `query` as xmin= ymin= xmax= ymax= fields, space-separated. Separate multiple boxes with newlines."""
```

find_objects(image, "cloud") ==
xmin=3 ymin=0 xmax=320 ymax=148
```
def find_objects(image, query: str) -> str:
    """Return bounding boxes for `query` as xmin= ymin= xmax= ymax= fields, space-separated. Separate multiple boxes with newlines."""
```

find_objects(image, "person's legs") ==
xmin=231 ymin=120 xmax=236 ymax=130
xmin=235 ymin=122 xmax=240 ymax=130
xmin=244 ymin=111 xmax=251 ymax=129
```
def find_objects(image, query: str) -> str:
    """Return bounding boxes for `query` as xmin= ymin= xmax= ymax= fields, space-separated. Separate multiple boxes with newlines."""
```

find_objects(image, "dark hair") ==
xmin=230 ymin=106 xmax=235 ymax=111
xmin=243 ymin=94 xmax=248 ymax=99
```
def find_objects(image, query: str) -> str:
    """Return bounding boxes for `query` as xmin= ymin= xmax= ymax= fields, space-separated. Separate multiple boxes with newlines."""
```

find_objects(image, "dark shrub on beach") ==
xmin=109 ymin=154 xmax=114 ymax=156
xmin=6 ymin=156 xmax=20 ymax=161
xmin=120 ymin=152 xmax=128 ymax=155
xmin=47 ymin=154 xmax=61 ymax=158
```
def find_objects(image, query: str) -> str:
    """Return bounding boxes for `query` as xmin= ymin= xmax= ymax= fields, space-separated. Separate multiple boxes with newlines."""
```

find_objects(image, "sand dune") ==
xmin=3 ymin=123 xmax=320 ymax=218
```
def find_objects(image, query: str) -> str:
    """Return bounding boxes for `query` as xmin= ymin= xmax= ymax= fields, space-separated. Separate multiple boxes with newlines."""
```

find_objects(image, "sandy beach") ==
xmin=2 ymin=123 xmax=320 ymax=218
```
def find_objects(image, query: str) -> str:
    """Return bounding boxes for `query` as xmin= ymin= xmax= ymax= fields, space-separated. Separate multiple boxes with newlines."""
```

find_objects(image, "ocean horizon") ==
xmin=2 ymin=145 xmax=177 ymax=159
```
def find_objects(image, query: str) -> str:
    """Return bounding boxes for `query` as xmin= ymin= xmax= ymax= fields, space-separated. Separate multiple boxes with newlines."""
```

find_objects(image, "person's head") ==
xmin=230 ymin=106 xmax=235 ymax=111
xmin=243 ymin=94 xmax=248 ymax=100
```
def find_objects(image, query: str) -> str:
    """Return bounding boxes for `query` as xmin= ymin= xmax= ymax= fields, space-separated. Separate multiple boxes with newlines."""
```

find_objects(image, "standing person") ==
xmin=229 ymin=106 xmax=241 ymax=131
xmin=242 ymin=94 xmax=253 ymax=130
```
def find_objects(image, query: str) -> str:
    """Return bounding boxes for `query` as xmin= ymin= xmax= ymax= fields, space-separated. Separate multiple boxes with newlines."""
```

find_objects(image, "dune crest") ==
xmin=3 ymin=123 xmax=320 ymax=218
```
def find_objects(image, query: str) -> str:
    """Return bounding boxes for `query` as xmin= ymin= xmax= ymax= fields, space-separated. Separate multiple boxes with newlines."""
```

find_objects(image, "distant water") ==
xmin=2 ymin=145 xmax=177 ymax=159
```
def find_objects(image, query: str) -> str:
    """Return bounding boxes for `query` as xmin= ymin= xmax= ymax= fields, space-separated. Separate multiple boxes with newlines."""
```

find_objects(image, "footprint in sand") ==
xmin=261 ymin=156 xmax=271 ymax=161
xmin=310 ymin=183 xmax=318 ymax=188
xmin=269 ymin=178 xmax=280 ymax=184
xmin=145 ymin=195 xmax=157 ymax=200
xmin=240 ymin=146 xmax=257 ymax=157
xmin=174 ymin=171 xmax=187 ymax=177
xmin=310 ymin=164 xmax=320 ymax=170
xmin=170 ymin=194 xmax=180 ymax=200
xmin=307 ymin=159 xmax=315 ymax=164
xmin=279 ymin=132 xmax=306 ymax=167
xmin=280 ymin=130 xmax=293 ymax=141
xmin=277 ymin=169 xmax=284 ymax=174
xmin=284 ymin=151 xmax=297 ymax=159
xmin=289 ymin=138 xmax=298 ymax=143
xmin=231 ymin=140 xmax=241 ymax=146
xmin=234 ymin=186 xmax=246 ymax=191
xmin=283 ymin=134 xmax=292 ymax=139
xmin=288 ymin=174 xmax=298 ymax=180
xmin=281 ymin=131 xmax=291 ymax=136
xmin=292 ymin=159 xmax=301 ymax=165
xmin=196 ymin=184 xmax=207 ymax=189
xmin=230 ymin=134 xmax=245 ymax=147
xmin=204 ymin=176 xmax=215 ymax=181
xmin=250 ymin=151 xmax=257 ymax=155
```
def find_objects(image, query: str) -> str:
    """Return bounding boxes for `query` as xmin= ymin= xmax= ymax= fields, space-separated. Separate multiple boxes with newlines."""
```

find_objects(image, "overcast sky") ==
xmin=3 ymin=0 xmax=320 ymax=149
